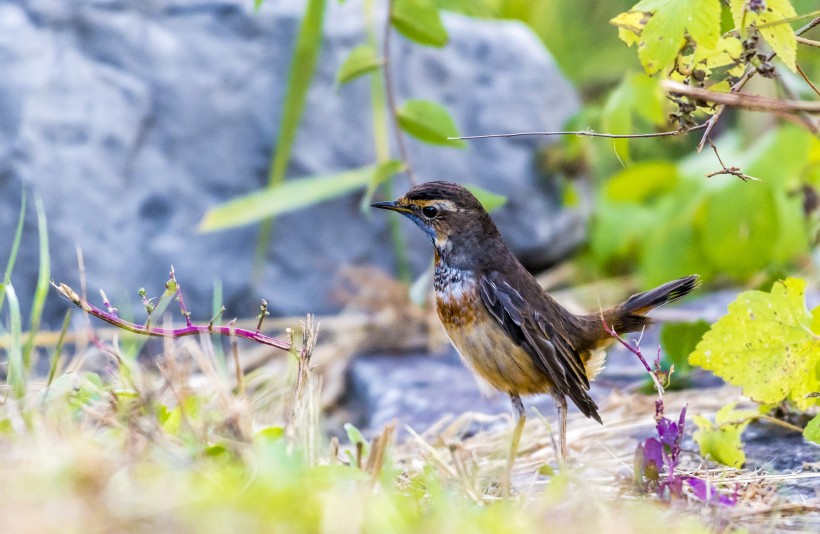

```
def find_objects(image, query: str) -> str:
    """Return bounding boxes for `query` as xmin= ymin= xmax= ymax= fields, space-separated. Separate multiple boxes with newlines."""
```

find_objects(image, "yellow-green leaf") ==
xmin=804 ymin=414 xmax=820 ymax=444
xmin=626 ymin=0 xmax=722 ymax=75
xmin=692 ymin=403 xmax=756 ymax=467
xmin=689 ymin=278 xmax=820 ymax=410
xmin=610 ymin=10 xmax=647 ymax=47
xmin=336 ymin=45 xmax=382 ymax=85
xmin=396 ymin=99 xmax=465 ymax=148
xmin=199 ymin=166 xmax=382 ymax=231
xmin=729 ymin=0 xmax=797 ymax=71
xmin=392 ymin=0 xmax=448 ymax=48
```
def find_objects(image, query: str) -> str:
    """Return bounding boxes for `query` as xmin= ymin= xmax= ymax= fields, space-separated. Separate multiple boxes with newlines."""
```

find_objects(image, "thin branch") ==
xmin=697 ymin=16 xmax=820 ymax=152
xmin=706 ymin=139 xmax=758 ymax=182
xmin=451 ymin=122 xmax=708 ymax=141
xmin=52 ymin=282 xmax=293 ymax=351
xmin=382 ymin=0 xmax=417 ymax=185
xmin=797 ymin=63 xmax=820 ymax=98
xmin=796 ymin=35 xmax=820 ymax=48
xmin=600 ymin=315 xmax=665 ymax=396
xmin=663 ymin=80 xmax=820 ymax=114
xmin=753 ymin=9 xmax=820 ymax=30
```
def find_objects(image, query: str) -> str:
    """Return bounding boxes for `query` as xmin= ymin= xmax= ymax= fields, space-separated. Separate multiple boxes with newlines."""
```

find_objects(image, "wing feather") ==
xmin=478 ymin=272 xmax=601 ymax=423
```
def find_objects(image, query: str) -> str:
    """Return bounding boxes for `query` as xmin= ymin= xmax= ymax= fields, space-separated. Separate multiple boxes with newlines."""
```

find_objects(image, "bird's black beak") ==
xmin=370 ymin=200 xmax=412 ymax=214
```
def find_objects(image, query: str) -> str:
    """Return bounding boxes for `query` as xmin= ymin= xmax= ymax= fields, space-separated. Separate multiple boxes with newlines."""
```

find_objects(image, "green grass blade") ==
xmin=0 ymin=191 xmax=27 ymax=315
xmin=4 ymin=283 xmax=26 ymax=399
xmin=255 ymin=0 xmax=328 ymax=270
xmin=200 ymin=166 xmax=380 ymax=232
xmin=23 ymin=196 xmax=50 ymax=370
xmin=46 ymin=309 xmax=72 ymax=389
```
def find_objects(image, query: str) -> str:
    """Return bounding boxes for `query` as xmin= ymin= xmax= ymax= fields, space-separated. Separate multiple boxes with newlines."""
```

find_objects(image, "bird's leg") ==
xmin=555 ymin=394 xmax=568 ymax=469
xmin=504 ymin=393 xmax=526 ymax=497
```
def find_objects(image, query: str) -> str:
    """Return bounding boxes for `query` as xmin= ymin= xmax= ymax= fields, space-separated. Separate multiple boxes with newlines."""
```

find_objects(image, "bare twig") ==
xmin=797 ymin=64 xmax=820 ymax=98
xmin=697 ymin=16 xmax=820 ymax=152
xmin=754 ymin=10 xmax=820 ymax=30
xmin=452 ymin=122 xmax=708 ymax=141
xmin=601 ymin=315 xmax=665 ymax=396
xmin=706 ymin=139 xmax=759 ymax=182
xmin=796 ymin=35 xmax=820 ymax=48
xmin=52 ymin=281 xmax=293 ymax=351
xmin=663 ymin=80 xmax=820 ymax=114
xmin=382 ymin=0 xmax=417 ymax=185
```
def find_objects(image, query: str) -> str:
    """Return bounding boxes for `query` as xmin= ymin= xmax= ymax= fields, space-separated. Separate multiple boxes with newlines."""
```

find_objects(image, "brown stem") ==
xmin=797 ymin=63 xmax=820 ymax=98
xmin=383 ymin=0 xmax=417 ymax=185
xmin=663 ymin=80 xmax=820 ymax=114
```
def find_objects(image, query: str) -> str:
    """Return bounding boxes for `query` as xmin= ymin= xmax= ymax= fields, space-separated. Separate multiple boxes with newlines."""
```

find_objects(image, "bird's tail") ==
xmin=601 ymin=275 xmax=701 ymax=334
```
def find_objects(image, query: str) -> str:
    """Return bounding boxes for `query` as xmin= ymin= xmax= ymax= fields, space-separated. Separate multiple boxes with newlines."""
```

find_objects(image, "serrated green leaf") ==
xmin=336 ymin=45 xmax=382 ymax=85
xmin=199 ymin=166 xmax=382 ymax=231
xmin=729 ymin=0 xmax=797 ymax=71
xmin=392 ymin=0 xmax=449 ymax=47
xmin=692 ymin=403 xmax=755 ymax=467
xmin=689 ymin=278 xmax=820 ymax=410
xmin=464 ymin=184 xmax=507 ymax=212
xmin=804 ymin=414 xmax=820 ymax=444
xmin=396 ymin=99 xmax=465 ymax=148
xmin=619 ymin=0 xmax=722 ymax=75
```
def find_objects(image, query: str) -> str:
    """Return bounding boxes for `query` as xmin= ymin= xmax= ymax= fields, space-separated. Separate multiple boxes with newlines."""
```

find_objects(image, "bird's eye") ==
xmin=422 ymin=206 xmax=439 ymax=218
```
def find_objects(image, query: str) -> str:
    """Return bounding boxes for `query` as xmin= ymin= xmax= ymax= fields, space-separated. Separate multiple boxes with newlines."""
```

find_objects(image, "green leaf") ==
xmin=391 ymin=0 xmax=449 ymax=47
xmin=729 ymin=0 xmax=797 ymax=71
xmin=614 ymin=0 xmax=722 ymax=75
xmin=23 ymin=196 xmax=50 ymax=371
xmin=601 ymin=73 xmax=666 ymax=161
xmin=693 ymin=403 xmax=756 ymax=467
xmin=200 ymin=166 xmax=381 ymax=231
xmin=464 ymin=184 xmax=507 ymax=212
xmin=255 ymin=426 xmax=285 ymax=446
xmin=343 ymin=422 xmax=370 ymax=459
xmin=660 ymin=320 xmax=711 ymax=374
xmin=396 ymin=99 xmax=465 ymax=148
xmin=4 ymin=283 xmax=25 ymax=399
xmin=255 ymin=0 xmax=328 ymax=263
xmin=804 ymin=414 xmax=820 ymax=444
xmin=699 ymin=182 xmax=779 ymax=277
xmin=689 ymin=278 xmax=820 ymax=410
xmin=604 ymin=161 xmax=679 ymax=203
xmin=267 ymin=0 xmax=327 ymax=189
xmin=359 ymin=160 xmax=405 ymax=213
xmin=0 ymin=191 xmax=26 ymax=315
xmin=336 ymin=45 xmax=382 ymax=85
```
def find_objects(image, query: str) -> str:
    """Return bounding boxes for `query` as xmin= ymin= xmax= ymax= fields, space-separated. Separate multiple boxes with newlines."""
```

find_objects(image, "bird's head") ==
xmin=371 ymin=181 xmax=502 ymax=267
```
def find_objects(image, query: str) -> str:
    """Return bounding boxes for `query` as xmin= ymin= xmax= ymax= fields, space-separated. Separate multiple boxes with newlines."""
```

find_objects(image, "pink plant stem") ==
xmin=54 ymin=282 xmax=292 ymax=351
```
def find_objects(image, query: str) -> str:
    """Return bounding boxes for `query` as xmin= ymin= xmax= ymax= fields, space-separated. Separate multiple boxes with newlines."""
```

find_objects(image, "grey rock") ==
xmin=0 ymin=0 xmax=582 ymax=327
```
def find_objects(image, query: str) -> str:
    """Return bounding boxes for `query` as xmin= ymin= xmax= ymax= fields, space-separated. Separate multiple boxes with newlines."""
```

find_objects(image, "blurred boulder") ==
xmin=0 ymin=0 xmax=582 ymax=325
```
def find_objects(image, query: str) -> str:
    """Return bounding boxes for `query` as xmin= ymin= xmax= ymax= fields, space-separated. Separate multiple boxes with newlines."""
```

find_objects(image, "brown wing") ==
xmin=479 ymin=271 xmax=602 ymax=423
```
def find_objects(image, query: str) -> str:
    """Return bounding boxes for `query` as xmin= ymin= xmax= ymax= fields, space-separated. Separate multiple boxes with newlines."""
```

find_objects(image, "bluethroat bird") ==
xmin=372 ymin=181 xmax=699 ymax=491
